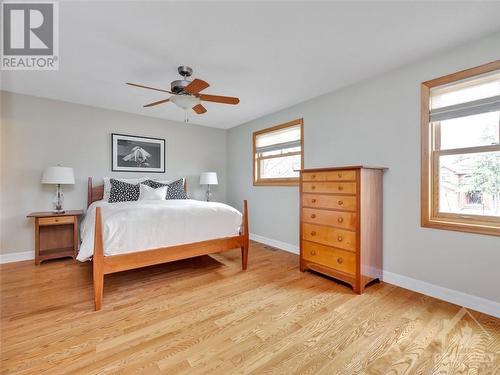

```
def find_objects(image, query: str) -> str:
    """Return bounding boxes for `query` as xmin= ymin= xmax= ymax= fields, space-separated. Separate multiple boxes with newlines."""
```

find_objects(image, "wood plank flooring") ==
xmin=1 ymin=241 xmax=499 ymax=374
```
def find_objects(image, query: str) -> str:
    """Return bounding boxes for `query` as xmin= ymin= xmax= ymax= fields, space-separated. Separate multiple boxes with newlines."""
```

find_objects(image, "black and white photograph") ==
xmin=111 ymin=133 xmax=165 ymax=172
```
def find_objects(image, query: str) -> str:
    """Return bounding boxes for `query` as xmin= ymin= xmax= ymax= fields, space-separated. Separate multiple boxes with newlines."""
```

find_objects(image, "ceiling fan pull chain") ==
xmin=184 ymin=110 xmax=189 ymax=123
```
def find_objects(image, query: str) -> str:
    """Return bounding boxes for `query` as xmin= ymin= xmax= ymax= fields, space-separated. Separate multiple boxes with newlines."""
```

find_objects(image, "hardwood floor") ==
xmin=1 ymin=241 xmax=499 ymax=374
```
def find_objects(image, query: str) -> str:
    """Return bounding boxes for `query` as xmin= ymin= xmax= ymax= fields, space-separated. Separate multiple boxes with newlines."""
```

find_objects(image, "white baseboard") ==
xmin=250 ymin=233 xmax=299 ymax=254
xmin=250 ymin=233 xmax=499 ymax=318
xmin=383 ymin=271 xmax=500 ymax=318
xmin=0 ymin=251 xmax=34 ymax=264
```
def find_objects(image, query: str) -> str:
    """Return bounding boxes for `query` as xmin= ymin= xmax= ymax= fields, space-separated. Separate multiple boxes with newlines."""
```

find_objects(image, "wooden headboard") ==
xmin=87 ymin=177 xmax=188 ymax=207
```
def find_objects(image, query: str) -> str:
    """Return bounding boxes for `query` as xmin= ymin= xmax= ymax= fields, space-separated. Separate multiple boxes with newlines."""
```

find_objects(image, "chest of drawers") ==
xmin=300 ymin=166 xmax=385 ymax=293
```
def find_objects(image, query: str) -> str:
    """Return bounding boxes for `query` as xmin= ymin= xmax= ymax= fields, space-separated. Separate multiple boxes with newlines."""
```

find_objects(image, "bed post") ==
xmin=93 ymin=207 xmax=104 ymax=311
xmin=87 ymin=177 xmax=92 ymax=208
xmin=241 ymin=200 xmax=249 ymax=270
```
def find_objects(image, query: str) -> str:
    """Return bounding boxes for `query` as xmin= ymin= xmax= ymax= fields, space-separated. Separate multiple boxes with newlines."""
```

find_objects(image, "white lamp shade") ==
xmin=200 ymin=172 xmax=218 ymax=185
xmin=170 ymin=95 xmax=200 ymax=110
xmin=41 ymin=166 xmax=75 ymax=184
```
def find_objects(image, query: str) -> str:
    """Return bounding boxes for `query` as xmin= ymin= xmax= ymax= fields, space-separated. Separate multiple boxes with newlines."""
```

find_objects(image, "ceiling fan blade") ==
xmin=185 ymin=79 xmax=209 ymax=94
xmin=199 ymin=94 xmax=240 ymax=105
xmin=192 ymin=104 xmax=207 ymax=114
xmin=126 ymin=82 xmax=172 ymax=94
xmin=143 ymin=98 xmax=170 ymax=107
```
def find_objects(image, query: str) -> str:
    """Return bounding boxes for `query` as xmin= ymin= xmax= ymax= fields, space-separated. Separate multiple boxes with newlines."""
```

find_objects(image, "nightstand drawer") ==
xmin=38 ymin=216 xmax=75 ymax=226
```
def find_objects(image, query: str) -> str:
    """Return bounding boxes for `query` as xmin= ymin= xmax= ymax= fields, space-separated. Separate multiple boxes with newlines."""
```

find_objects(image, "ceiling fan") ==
xmin=126 ymin=66 xmax=240 ymax=122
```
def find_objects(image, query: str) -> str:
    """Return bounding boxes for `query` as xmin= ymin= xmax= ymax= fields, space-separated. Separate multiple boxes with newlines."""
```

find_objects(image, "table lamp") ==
xmin=41 ymin=166 xmax=75 ymax=213
xmin=200 ymin=172 xmax=218 ymax=202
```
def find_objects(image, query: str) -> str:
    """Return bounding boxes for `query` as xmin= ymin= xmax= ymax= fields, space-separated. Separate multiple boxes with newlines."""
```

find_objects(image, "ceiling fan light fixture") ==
xmin=170 ymin=94 xmax=200 ymax=110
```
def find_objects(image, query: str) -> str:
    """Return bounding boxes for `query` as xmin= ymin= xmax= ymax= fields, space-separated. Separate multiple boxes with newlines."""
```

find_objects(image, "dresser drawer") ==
xmin=303 ymin=223 xmax=356 ymax=251
xmin=302 ymin=170 xmax=356 ymax=182
xmin=302 ymin=208 xmax=357 ymax=230
xmin=302 ymin=194 xmax=357 ymax=211
xmin=38 ymin=216 xmax=75 ymax=226
xmin=302 ymin=182 xmax=356 ymax=195
xmin=302 ymin=241 xmax=356 ymax=275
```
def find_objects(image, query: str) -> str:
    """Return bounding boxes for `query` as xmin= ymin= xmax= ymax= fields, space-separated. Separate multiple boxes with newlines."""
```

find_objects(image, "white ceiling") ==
xmin=2 ymin=1 xmax=500 ymax=129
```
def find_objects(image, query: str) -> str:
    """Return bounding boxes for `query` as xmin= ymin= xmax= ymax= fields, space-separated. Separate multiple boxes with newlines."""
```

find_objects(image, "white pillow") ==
xmin=103 ymin=177 xmax=148 ymax=201
xmin=139 ymin=184 xmax=168 ymax=201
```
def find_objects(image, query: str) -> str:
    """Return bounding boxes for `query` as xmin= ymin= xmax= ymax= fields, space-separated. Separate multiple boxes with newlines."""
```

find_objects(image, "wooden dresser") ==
xmin=300 ymin=166 xmax=385 ymax=293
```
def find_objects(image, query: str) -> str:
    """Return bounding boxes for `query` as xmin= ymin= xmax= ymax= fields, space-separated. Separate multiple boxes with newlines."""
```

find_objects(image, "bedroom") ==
xmin=1 ymin=1 xmax=499 ymax=373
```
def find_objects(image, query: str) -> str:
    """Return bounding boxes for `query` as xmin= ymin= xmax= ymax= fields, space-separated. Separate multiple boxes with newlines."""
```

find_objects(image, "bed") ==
xmin=84 ymin=177 xmax=249 ymax=311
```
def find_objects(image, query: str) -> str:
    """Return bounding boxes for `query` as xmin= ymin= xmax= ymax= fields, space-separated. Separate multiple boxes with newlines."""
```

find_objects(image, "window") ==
xmin=421 ymin=61 xmax=500 ymax=236
xmin=253 ymin=119 xmax=303 ymax=186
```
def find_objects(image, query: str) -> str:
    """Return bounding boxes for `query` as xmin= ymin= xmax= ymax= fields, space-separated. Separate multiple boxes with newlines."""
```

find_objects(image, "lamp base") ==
xmin=206 ymin=184 xmax=212 ymax=202
xmin=52 ymin=184 xmax=65 ymax=214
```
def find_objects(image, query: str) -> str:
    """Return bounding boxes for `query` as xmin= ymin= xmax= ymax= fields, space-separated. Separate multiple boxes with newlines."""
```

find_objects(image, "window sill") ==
xmin=422 ymin=217 xmax=500 ymax=237
xmin=254 ymin=179 xmax=299 ymax=187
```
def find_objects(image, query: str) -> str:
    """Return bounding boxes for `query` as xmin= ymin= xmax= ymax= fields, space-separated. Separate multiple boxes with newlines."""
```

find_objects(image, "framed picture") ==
xmin=111 ymin=133 xmax=165 ymax=173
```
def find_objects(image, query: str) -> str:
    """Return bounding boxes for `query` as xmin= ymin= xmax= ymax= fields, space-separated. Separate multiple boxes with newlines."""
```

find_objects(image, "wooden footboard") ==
xmin=92 ymin=200 xmax=249 ymax=311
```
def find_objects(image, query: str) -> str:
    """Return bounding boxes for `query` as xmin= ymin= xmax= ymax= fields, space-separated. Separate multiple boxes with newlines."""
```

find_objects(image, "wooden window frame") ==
xmin=421 ymin=60 xmax=500 ymax=236
xmin=253 ymin=118 xmax=304 ymax=186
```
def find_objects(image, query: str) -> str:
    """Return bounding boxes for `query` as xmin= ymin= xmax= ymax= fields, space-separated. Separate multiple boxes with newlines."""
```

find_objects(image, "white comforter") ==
xmin=77 ymin=199 xmax=243 ymax=261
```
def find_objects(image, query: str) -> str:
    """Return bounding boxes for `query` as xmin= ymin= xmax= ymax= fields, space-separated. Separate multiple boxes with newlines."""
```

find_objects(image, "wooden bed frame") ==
xmin=87 ymin=177 xmax=249 ymax=311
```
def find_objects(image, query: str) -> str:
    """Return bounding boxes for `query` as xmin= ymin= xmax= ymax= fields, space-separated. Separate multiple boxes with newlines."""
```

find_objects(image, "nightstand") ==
xmin=27 ymin=210 xmax=84 ymax=265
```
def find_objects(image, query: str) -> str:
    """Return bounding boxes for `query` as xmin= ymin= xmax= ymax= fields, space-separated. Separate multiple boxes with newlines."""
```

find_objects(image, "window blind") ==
xmin=430 ymin=70 xmax=500 ymax=122
xmin=430 ymin=94 xmax=500 ymax=122
xmin=255 ymin=139 xmax=301 ymax=154
xmin=255 ymin=124 xmax=301 ymax=154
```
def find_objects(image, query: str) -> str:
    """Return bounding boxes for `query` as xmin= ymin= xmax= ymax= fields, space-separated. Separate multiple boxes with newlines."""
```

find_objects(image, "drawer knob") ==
xmin=310 ymin=250 xmax=316 ymax=256
xmin=337 ymin=236 xmax=343 ymax=242
xmin=338 ymin=173 xmax=342 ymax=178
xmin=338 ymin=185 xmax=343 ymax=191
xmin=311 ymin=185 xmax=316 ymax=190
xmin=337 ymin=217 xmax=344 ymax=223
xmin=312 ymin=174 xmax=316 ymax=179
xmin=55 ymin=219 xmax=59 ymax=222
xmin=311 ymin=231 xmax=317 ymax=236
xmin=310 ymin=214 xmax=316 ymax=219
xmin=311 ymin=199 xmax=317 ymax=203
xmin=337 ymin=257 xmax=343 ymax=264
xmin=338 ymin=200 xmax=343 ymax=206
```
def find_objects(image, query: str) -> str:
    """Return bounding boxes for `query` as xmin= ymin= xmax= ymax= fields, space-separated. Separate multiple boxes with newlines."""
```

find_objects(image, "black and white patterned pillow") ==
xmin=144 ymin=178 xmax=188 ymax=200
xmin=108 ymin=178 xmax=140 ymax=203
xmin=166 ymin=178 xmax=188 ymax=199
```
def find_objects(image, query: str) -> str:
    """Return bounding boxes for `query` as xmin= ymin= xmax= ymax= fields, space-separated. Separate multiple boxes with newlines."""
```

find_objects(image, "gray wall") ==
xmin=0 ymin=91 xmax=227 ymax=254
xmin=227 ymin=32 xmax=500 ymax=302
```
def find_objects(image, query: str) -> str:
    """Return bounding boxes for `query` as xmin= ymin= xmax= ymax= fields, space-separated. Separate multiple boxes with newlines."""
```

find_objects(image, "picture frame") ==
xmin=111 ymin=133 xmax=165 ymax=173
